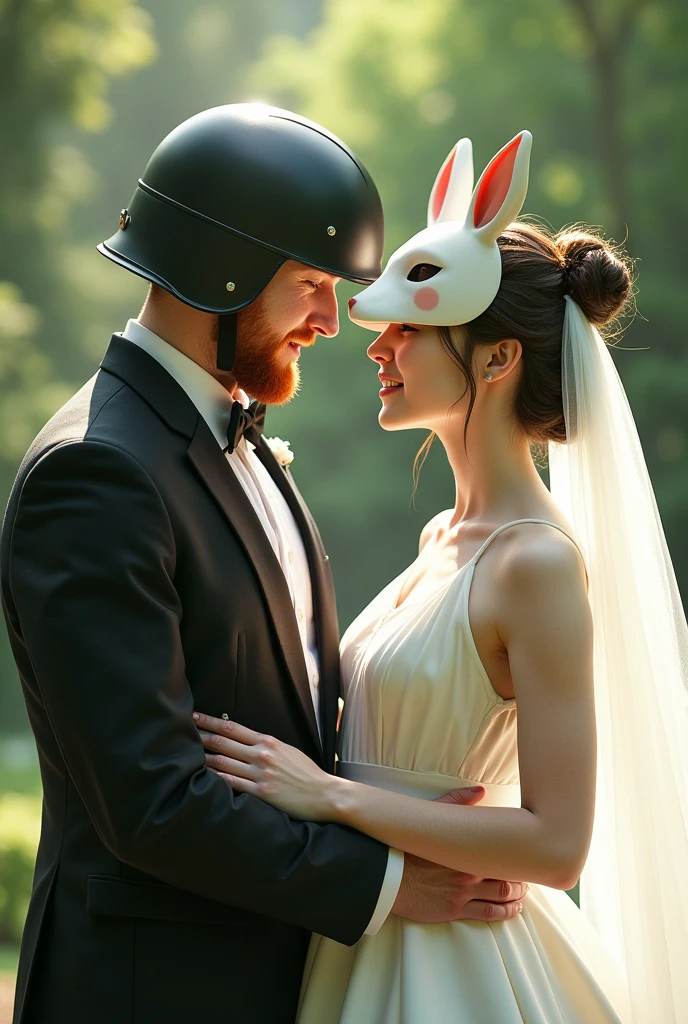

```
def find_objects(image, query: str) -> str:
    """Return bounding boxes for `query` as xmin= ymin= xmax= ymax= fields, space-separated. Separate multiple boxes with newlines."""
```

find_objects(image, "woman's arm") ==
xmin=197 ymin=534 xmax=595 ymax=891
xmin=335 ymin=531 xmax=595 ymax=890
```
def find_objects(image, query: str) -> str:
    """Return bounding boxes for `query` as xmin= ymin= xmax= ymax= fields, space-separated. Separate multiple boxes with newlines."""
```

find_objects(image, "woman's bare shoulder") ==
xmin=487 ymin=523 xmax=590 ymax=635
xmin=494 ymin=522 xmax=585 ymax=587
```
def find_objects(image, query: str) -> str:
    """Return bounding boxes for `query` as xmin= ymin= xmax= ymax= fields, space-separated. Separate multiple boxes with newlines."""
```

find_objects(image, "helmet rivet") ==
xmin=327 ymin=225 xmax=336 ymax=236
xmin=225 ymin=281 xmax=236 ymax=292
xmin=119 ymin=209 xmax=131 ymax=230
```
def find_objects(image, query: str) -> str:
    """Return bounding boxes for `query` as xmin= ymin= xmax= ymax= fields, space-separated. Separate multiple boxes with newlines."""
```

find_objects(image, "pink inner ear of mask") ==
xmin=431 ymin=146 xmax=457 ymax=222
xmin=473 ymin=135 xmax=522 ymax=228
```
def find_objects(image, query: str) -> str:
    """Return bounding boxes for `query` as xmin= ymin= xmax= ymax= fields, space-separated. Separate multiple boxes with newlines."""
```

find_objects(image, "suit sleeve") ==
xmin=7 ymin=440 xmax=388 ymax=944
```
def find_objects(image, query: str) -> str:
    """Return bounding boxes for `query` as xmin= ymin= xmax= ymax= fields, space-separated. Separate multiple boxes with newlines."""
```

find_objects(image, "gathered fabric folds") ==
xmin=548 ymin=297 xmax=688 ymax=1022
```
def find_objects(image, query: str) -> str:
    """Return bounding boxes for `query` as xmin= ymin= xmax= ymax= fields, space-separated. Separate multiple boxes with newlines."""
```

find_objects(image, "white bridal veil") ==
xmin=548 ymin=297 xmax=688 ymax=1022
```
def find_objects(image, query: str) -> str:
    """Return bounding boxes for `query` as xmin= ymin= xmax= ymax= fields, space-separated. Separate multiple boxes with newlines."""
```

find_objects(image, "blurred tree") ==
xmin=243 ymin=0 xmax=688 ymax=625
xmin=0 ymin=0 xmax=156 ymax=437
xmin=0 ymin=0 xmax=156 ymax=729
xmin=564 ymin=0 xmax=649 ymax=234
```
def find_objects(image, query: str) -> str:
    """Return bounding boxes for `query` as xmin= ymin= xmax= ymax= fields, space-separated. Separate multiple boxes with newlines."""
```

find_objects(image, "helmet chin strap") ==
xmin=216 ymin=311 xmax=238 ymax=372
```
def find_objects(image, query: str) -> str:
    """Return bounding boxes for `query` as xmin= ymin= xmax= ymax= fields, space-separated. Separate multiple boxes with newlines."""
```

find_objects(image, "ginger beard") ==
xmin=230 ymin=296 xmax=315 ymax=405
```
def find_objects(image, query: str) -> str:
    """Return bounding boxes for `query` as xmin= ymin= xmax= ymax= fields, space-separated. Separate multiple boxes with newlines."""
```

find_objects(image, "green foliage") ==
xmin=0 ymin=746 xmax=41 ymax=798
xmin=0 ymin=0 xmax=157 ymax=463
xmin=247 ymin=0 xmax=688 ymax=624
xmin=0 ymin=943 xmax=19 ymax=975
xmin=0 ymin=0 xmax=156 ymax=130
xmin=0 ymin=0 xmax=157 ymax=730
xmin=0 ymin=795 xmax=40 ymax=945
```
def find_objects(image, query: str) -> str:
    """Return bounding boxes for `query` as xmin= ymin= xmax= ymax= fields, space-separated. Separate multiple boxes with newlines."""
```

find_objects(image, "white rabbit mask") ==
xmin=349 ymin=130 xmax=532 ymax=332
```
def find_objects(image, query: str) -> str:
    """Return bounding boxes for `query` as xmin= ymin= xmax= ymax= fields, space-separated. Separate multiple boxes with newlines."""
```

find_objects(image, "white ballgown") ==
xmin=297 ymin=517 xmax=631 ymax=1024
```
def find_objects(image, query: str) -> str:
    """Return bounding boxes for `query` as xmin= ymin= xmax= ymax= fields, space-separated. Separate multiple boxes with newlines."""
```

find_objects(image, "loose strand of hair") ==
xmin=438 ymin=325 xmax=477 ymax=452
xmin=411 ymin=432 xmax=436 ymax=504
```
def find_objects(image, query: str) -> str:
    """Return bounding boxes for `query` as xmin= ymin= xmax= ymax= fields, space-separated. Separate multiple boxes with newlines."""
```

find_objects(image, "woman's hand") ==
xmin=193 ymin=711 xmax=337 ymax=821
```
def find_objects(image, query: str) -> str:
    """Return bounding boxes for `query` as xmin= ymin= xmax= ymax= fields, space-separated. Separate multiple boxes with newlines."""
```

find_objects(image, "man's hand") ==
xmin=390 ymin=785 xmax=528 ymax=923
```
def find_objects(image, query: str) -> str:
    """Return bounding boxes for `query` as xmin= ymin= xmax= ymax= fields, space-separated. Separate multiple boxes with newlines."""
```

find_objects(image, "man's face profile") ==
xmin=232 ymin=261 xmax=341 ymax=405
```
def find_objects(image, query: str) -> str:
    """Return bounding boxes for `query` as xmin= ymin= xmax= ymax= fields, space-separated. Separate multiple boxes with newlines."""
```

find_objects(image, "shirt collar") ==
xmin=120 ymin=319 xmax=251 ymax=450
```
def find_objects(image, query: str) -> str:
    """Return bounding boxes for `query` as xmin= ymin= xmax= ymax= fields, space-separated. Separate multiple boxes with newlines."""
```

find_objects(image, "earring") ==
xmin=484 ymin=373 xmax=493 ymax=381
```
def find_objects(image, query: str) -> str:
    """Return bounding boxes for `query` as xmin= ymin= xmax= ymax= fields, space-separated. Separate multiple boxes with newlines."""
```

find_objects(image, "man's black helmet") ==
xmin=98 ymin=104 xmax=384 ymax=369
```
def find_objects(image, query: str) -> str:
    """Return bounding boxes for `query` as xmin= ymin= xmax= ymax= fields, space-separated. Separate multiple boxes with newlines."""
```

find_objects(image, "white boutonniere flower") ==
xmin=264 ymin=436 xmax=294 ymax=467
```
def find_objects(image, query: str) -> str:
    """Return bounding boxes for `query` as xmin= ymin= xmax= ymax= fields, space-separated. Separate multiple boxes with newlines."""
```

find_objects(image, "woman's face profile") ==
xmin=366 ymin=322 xmax=473 ymax=433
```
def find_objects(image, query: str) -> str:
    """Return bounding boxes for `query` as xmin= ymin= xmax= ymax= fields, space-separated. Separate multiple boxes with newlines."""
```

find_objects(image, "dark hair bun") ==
xmin=557 ymin=231 xmax=632 ymax=327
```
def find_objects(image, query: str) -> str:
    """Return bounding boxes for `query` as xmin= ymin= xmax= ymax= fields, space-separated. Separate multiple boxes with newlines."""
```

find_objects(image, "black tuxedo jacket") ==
xmin=0 ymin=336 xmax=388 ymax=1024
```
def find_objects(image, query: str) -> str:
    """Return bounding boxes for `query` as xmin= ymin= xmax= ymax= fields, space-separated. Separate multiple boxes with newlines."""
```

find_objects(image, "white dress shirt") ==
xmin=120 ymin=319 xmax=403 ymax=934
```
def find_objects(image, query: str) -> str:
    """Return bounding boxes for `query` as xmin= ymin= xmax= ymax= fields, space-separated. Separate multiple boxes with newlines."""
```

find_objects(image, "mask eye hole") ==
xmin=407 ymin=263 xmax=442 ymax=283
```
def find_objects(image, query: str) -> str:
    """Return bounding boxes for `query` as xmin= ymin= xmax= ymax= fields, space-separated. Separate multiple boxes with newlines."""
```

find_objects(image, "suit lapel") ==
xmin=100 ymin=337 xmax=326 ymax=761
xmin=250 ymin=439 xmax=341 ymax=768
xmin=185 ymin=420 xmax=323 ymax=758
xmin=101 ymin=335 xmax=198 ymax=439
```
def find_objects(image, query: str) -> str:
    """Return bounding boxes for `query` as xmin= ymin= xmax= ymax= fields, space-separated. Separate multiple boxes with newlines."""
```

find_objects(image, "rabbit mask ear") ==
xmin=427 ymin=138 xmax=474 ymax=226
xmin=468 ymin=130 xmax=532 ymax=244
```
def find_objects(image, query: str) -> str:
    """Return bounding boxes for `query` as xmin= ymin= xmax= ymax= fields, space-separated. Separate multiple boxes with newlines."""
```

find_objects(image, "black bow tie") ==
xmin=225 ymin=399 xmax=266 ymax=453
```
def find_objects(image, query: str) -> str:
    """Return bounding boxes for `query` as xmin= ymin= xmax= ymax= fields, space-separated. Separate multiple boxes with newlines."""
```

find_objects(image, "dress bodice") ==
xmin=338 ymin=516 xmax=585 ymax=788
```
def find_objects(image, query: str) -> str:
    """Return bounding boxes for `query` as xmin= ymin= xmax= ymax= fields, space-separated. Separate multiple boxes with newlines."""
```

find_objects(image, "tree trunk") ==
xmin=564 ymin=0 xmax=641 ymax=236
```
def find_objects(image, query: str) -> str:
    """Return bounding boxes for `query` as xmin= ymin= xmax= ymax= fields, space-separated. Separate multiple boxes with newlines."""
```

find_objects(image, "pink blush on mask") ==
xmin=414 ymin=287 xmax=440 ymax=311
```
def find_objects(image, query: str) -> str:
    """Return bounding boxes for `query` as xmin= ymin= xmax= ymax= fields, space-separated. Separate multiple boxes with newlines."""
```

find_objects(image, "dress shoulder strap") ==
xmin=472 ymin=518 xmax=588 ymax=578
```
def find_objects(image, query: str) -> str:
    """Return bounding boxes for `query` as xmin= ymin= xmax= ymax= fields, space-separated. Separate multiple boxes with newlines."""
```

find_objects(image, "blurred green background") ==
xmin=0 ymin=0 xmax=686 ymax=981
